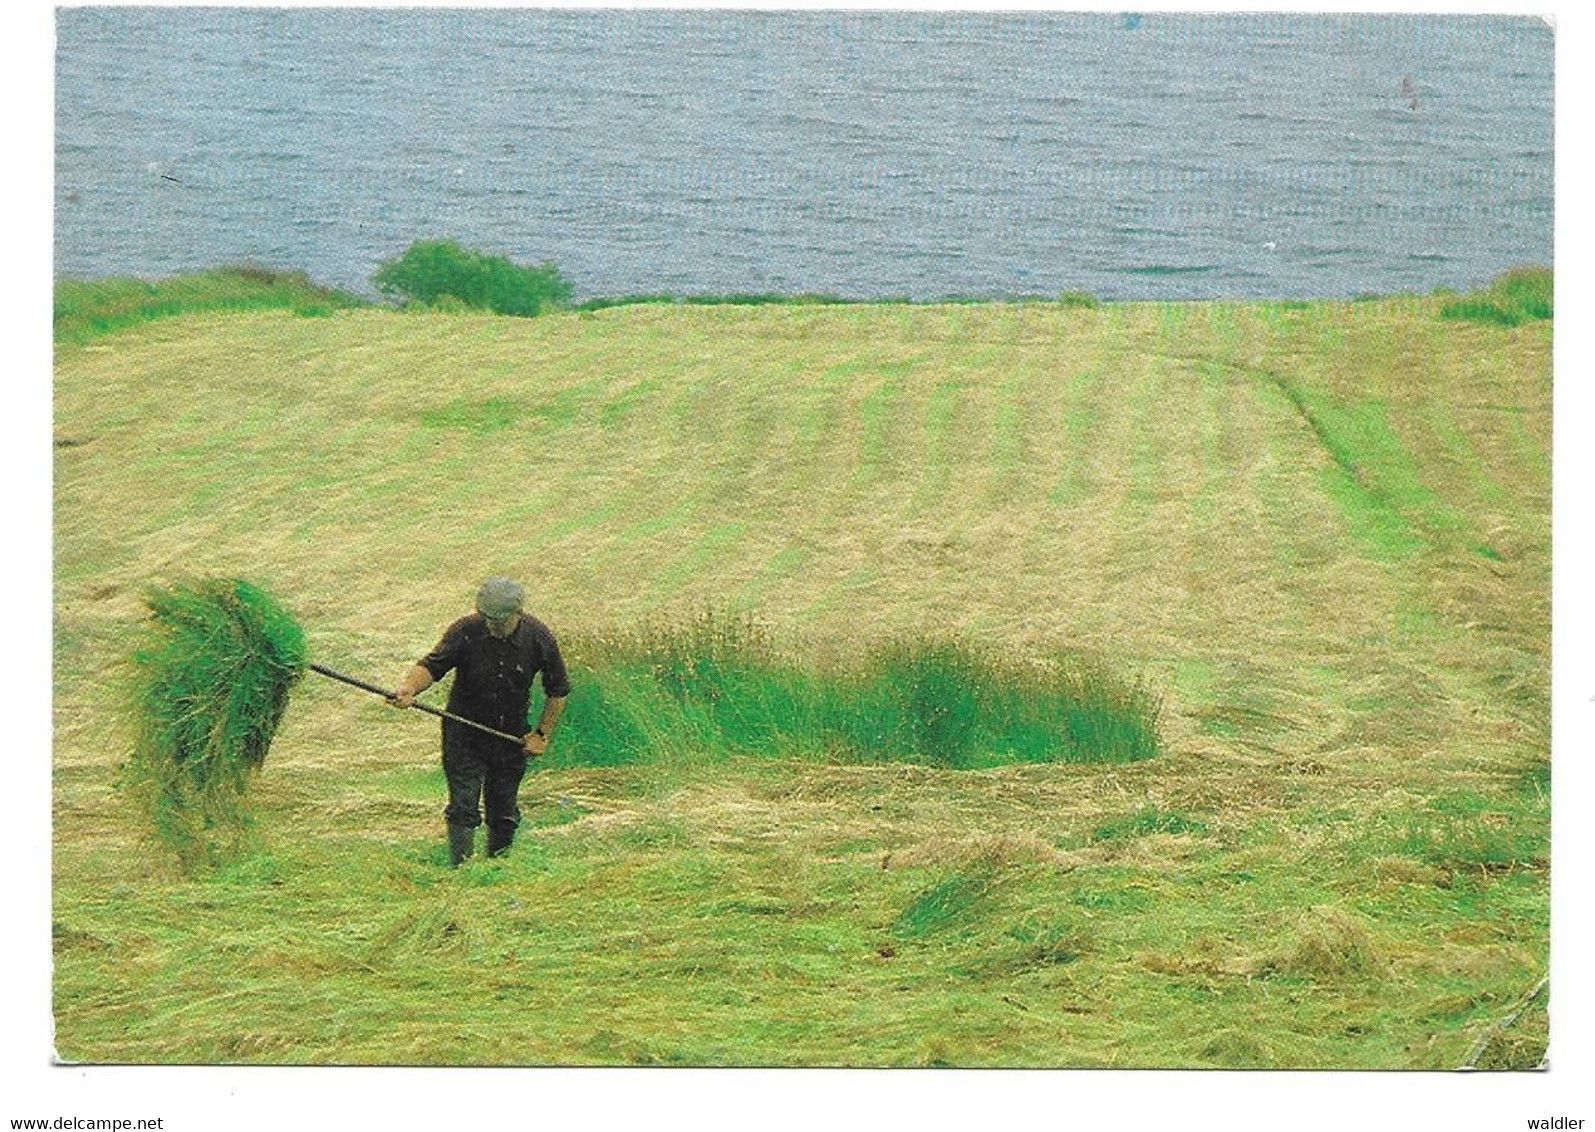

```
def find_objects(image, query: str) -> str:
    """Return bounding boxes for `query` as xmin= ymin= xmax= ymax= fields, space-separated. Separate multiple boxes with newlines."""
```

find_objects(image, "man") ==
xmin=391 ymin=577 xmax=570 ymax=866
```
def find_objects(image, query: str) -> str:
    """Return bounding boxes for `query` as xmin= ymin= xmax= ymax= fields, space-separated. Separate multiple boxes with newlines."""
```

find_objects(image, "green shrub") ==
xmin=372 ymin=239 xmax=573 ymax=316
xmin=1440 ymin=267 xmax=1552 ymax=327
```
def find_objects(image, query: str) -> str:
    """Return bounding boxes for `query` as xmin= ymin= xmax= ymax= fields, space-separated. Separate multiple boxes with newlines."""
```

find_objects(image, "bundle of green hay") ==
xmin=123 ymin=578 xmax=307 ymax=866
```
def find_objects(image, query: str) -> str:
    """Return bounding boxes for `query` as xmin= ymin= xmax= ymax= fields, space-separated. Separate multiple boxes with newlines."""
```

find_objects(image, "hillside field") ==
xmin=53 ymin=296 xmax=1550 ymax=1067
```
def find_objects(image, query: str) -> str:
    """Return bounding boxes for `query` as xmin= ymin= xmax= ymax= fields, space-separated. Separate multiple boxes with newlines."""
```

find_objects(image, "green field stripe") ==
xmin=556 ymin=352 xmax=726 ymax=556
xmin=782 ymin=362 xmax=857 ymax=497
xmin=1036 ymin=295 xmax=1121 ymax=513
xmin=541 ymin=498 xmax=631 ymax=544
xmin=1185 ymin=360 xmax=1230 ymax=530
xmin=1045 ymin=366 xmax=1106 ymax=507
xmin=1189 ymin=304 xmax=1249 ymax=531
xmin=1314 ymin=465 xmax=1426 ymax=561
xmin=1243 ymin=305 xmax=1441 ymax=562
xmin=1122 ymin=325 xmax=1173 ymax=514
xmin=649 ymin=522 xmax=751 ymax=598
xmin=698 ymin=355 xmax=817 ymax=518
xmin=1303 ymin=311 xmax=1472 ymax=544
xmin=986 ymin=355 xmax=1037 ymax=508
xmin=853 ymin=376 xmax=905 ymax=489
xmin=1158 ymin=300 xmax=1191 ymax=338
xmin=1247 ymin=422 xmax=1319 ymax=571
xmin=1095 ymin=306 xmax=1210 ymax=635
xmin=798 ymin=561 xmax=883 ymax=628
xmin=1300 ymin=390 xmax=1463 ymax=540
xmin=733 ymin=545 xmax=815 ymax=609
xmin=1505 ymin=407 xmax=1552 ymax=488
xmin=1422 ymin=401 xmax=1513 ymax=526
xmin=1219 ymin=308 xmax=1331 ymax=574
xmin=596 ymin=364 xmax=688 ymax=431
xmin=1255 ymin=393 xmax=1422 ymax=569
xmin=908 ymin=378 xmax=966 ymax=515
xmin=1079 ymin=349 xmax=1146 ymax=521
xmin=580 ymin=345 xmax=794 ymax=588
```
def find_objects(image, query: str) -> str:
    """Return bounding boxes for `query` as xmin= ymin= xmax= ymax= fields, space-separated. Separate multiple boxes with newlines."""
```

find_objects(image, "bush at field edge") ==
xmin=372 ymin=239 xmax=573 ymax=317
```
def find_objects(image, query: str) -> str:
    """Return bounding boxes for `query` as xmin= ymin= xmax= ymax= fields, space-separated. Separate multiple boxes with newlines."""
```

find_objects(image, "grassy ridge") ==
xmin=53 ymin=291 xmax=1550 ymax=1067
xmin=1439 ymin=267 xmax=1553 ymax=327
xmin=54 ymin=266 xmax=365 ymax=344
xmin=55 ymin=262 xmax=1545 ymax=336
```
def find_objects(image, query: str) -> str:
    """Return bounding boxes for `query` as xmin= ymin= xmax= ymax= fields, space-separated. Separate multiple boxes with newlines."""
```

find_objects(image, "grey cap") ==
xmin=475 ymin=577 xmax=524 ymax=620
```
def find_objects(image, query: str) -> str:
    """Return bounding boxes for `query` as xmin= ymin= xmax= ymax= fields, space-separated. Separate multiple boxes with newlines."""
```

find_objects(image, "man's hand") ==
xmin=524 ymin=729 xmax=550 ymax=757
xmin=389 ymin=665 xmax=434 ymax=711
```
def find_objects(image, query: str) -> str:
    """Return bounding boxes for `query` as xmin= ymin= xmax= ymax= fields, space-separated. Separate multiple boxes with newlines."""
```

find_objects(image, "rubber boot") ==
xmin=486 ymin=820 xmax=516 ymax=858
xmin=446 ymin=823 xmax=475 ymax=868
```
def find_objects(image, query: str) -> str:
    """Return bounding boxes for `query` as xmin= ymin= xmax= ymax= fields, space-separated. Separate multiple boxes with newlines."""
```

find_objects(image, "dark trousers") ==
xmin=442 ymin=725 xmax=528 ymax=854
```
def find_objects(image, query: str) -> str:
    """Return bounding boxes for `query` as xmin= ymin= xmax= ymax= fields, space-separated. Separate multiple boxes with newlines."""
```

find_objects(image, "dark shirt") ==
xmin=418 ymin=613 xmax=571 ymax=737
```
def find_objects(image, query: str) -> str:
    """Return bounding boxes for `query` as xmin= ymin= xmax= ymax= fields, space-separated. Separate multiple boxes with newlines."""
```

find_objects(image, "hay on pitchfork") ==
xmin=123 ymin=577 xmax=307 ymax=867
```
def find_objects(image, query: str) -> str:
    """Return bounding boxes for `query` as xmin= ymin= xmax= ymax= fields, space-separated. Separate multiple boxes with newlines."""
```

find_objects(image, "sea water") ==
xmin=54 ymin=9 xmax=1553 ymax=301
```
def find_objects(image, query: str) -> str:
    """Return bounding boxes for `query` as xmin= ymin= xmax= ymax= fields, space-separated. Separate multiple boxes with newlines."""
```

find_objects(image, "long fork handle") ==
xmin=308 ymin=662 xmax=527 ymax=746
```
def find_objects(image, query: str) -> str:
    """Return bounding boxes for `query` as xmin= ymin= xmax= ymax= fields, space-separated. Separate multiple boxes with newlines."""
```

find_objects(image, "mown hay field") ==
xmin=53 ymin=297 xmax=1550 ymax=1067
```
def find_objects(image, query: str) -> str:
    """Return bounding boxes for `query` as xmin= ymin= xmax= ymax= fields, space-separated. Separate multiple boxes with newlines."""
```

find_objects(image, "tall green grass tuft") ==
xmin=546 ymin=615 xmax=1160 ymax=769
xmin=1439 ymin=266 xmax=1552 ymax=327
xmin=122 ymin=578 xmax=307 ymax=869
xmin=372 ymin=239 xmax=572 ymax=316
xmin=892 ymin=872 xmax=994 ymax=939
xmin=54 ymin=266 xmax=364 ymax=345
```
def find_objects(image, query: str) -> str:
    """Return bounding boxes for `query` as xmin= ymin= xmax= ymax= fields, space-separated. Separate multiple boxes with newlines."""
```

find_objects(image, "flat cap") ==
xmin=475 ymin=576 xmax=524 ymax=620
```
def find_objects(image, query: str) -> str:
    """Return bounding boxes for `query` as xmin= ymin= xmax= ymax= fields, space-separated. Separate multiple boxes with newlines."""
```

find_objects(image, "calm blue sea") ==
xmin=54 ymin=9 xmax=1553 ymax=301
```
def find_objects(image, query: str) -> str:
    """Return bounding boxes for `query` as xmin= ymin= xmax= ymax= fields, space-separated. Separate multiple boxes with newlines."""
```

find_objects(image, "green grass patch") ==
xmin=650 ymin=523 xmax=749 ymax=595
xmin=1389 ymin=810 xmax=1548 ymax=874
xmin=855 ymin=378 xmax=903 ymax=485
xmin=417 ymin=397 xmax=523 ymax=433
xmin=1318 ymin=466 xmax=1424 ymax=560
xmin=54 ymin=266 xmax=364 ymax=345
xmin=1092 ymin=807 xmax=1207 ymax=842
xmin=544 ymin=615 xmax=1161 ymax=770
xmin=1047 ymin=367 xmax=1104 ymax=507
xmin=985 ymin=920 xmax=1090 ymax=970
xmin=892 ymin=871 xmax=994 ymax=939
xmin=1270 ymin=376 xmax=1462 ymax=558
xmin=1068 ymin=885 xmax=1153 ymax=911
xmin=1440 ymin=267 xmax=1552 ymax=327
